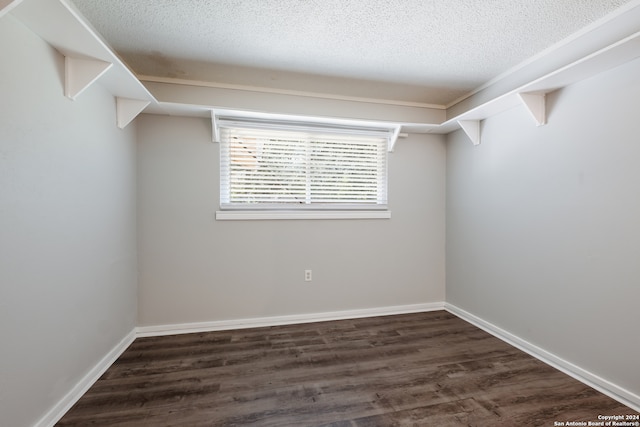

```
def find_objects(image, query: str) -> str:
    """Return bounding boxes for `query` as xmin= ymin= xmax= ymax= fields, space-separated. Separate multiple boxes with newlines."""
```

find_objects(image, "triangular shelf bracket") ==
xmin=116 ymin=97 xmax=150 ymax=129
xmin=458 ymin=120 xmax=481 ymax=146
xmin=388 ymin=126 xmax=401 ymax=152
xmin=518 ymin=92 xmax=546 ymax=126
xmin=65 ymin=56 xmax=112 ymax=100
xmin=211 ymin=110 xmax=220 ymax=143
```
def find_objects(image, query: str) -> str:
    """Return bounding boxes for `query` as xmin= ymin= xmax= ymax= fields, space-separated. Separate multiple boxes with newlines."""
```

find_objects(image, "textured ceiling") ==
xmin=72 ymin=0 xmax=632 ymax=106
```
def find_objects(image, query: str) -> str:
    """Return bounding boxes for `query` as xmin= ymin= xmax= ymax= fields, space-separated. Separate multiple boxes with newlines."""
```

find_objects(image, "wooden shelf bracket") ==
xmin=458 ymin=120 xmax=481 ymax=146
xmin=518 ymin=92 xmax=546 ymax=126
xmin=65 ymin=56 xmax=112 ymax=100
xmin=116 ymin=97 xmax=150 ymax=129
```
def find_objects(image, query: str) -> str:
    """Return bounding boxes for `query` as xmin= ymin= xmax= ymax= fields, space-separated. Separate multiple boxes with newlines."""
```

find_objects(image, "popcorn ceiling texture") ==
xmin=72 ymin=0 xmax=632 ymax=105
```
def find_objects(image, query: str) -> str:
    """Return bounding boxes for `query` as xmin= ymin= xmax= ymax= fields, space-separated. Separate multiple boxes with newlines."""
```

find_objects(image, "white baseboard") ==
xmin=136 ymin=302 xmax=445 ymax=337
xmin=45 ymin=302 xmax=637 ymax=426
xmin=34 ymin=329 xmax=137 ymax=427
xmin=444 ymin=303 xmax=640 ymax=413
xmin=34 ymin=303 xmax=443 ymax=426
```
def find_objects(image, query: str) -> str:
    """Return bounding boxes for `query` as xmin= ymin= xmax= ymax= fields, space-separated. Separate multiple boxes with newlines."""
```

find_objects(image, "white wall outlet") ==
xmin=304 ymin=270 xmax=312 ymax=282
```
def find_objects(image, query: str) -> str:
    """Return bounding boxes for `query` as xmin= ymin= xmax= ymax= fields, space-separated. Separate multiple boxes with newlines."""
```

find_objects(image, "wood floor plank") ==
xmin=56 ymin=311 xmax=637 ymax=426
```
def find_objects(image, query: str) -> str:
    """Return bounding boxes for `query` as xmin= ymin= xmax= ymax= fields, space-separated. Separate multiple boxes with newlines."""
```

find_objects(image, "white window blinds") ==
xmin=219 ymin=121 xmax=389 ymax=210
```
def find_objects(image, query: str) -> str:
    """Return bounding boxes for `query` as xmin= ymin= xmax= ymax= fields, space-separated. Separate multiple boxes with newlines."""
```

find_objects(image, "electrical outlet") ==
xmin=304 ymin=270 xmax=312 ymax=282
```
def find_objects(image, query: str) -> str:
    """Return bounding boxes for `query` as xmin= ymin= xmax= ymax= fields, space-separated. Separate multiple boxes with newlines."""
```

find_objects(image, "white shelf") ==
xmin=10 ymin=0 xmax=156 ymax=127
xmin=7 ymin=0 xmax=640 ymax=139
xmin=434 ymin=29 xmax=640 ymax=137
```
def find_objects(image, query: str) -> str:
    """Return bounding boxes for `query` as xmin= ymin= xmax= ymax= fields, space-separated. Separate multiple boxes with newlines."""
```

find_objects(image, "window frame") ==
xmin=214 ymin=111 xmax=397 ymax=220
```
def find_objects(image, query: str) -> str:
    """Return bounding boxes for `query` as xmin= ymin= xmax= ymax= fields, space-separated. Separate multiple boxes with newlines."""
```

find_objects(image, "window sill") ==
xmin=215 ymin=210 xmax=391 ymax=221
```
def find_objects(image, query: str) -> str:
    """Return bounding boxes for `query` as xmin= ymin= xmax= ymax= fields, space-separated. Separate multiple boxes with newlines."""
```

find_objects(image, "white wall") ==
xmin=136 ymin=114 xmax=446 ymax=327
xmin=446 ymin=57 xmax=640 ymax=400
xmin=0 ymin=16 xmax=138 ymax=427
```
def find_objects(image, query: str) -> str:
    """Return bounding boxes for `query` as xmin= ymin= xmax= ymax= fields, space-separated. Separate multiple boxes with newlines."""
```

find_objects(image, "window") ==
xmin=218 ymin=117 xmax=392 ymax=219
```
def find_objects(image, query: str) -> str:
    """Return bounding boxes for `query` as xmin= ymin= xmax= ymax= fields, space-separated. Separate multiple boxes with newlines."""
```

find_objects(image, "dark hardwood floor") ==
xmin=57 ymin=311 xmax=637 ymax=426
